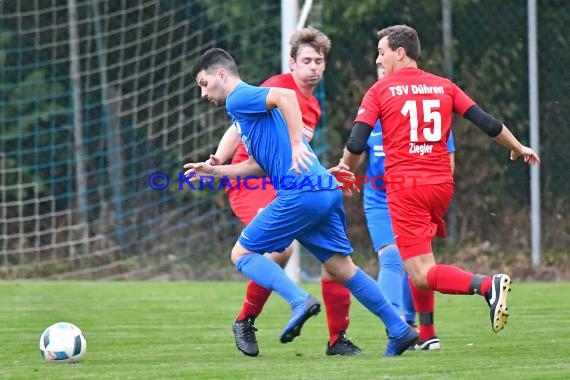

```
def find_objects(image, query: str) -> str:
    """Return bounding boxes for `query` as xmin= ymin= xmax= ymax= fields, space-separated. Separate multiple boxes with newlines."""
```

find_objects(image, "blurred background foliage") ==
xmin=0 ymin=0 xmax=567 ymax=279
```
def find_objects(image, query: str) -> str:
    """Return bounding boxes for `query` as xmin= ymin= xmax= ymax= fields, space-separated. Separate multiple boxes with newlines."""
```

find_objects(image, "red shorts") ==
xmin=387 ymin=182 xmax=453 ymax=260
xmin=227 ymin=177 xmax=277 ymax=225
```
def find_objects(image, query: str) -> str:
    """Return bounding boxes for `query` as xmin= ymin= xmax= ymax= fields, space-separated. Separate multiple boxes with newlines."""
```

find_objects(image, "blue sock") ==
xmin=377 ymin=245 xmax=403 ymax=311
xmin=345 ymin=267 xmax=408 ymax=338
xmin=402 ymin=270 xmax=416 ymax=324
xmin=235 ymin=254 xmax=308 ymax=308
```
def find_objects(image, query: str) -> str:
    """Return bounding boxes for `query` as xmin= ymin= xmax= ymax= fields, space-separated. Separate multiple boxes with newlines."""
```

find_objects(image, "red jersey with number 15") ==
xmin=231 ymin=73 xmax=321 ymax=164
xmin=355 ymin=67 xmax=475 ymax=190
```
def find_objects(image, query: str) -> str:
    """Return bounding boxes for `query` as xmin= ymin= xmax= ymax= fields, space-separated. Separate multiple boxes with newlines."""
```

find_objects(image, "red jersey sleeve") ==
xmin=354 ymin=84 xmax=382 ymax=127
xmin=451 ymin=82 xmax=476 ymax=116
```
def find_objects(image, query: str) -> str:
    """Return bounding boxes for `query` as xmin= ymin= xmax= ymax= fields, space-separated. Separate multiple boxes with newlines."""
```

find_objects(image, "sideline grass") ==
xmin=0 ymin=281 xmax=568 ymax=379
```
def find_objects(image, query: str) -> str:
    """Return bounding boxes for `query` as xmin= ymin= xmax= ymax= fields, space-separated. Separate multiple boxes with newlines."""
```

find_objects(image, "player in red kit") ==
xmin=341 ymin=25 xmax=539 ymax=348
xmin=208 ymin=27 xmax=361 ymax=357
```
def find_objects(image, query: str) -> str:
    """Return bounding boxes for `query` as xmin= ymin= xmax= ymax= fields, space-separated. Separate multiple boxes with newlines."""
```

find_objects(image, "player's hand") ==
xmin=290 ymin=141 xmax=316 ymax=174
xmin=510 ymin=146 xmax=540 ymax=165
xmin=205 ymin=154 xmax=223 ymax=166
xmin=327 ymin=162 xmax=351 ymax=175
xmin=183 ymin=161 xmax=218 ymax=180
xmin=332 ymin=168 xmax=360 ymax=197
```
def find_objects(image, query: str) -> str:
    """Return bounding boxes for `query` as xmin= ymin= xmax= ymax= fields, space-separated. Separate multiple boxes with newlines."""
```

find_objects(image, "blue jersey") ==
xmin=363 ymin=121 xmax=456 ymax=210
xmin=226 ymin=82 xmax=335 ymax=194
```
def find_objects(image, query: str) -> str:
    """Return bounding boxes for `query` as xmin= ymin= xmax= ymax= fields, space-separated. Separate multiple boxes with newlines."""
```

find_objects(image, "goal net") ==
xmin=0 ymin=0 xmax=284 ymax=279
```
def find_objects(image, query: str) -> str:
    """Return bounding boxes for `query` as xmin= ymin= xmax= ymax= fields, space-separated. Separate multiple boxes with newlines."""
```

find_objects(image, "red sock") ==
xmin=409 ymin=278 xmax=436 ymax=341
xmin=236 ymin=280 xmax=272 ymax=321
xmin=480 ymin=277 xmax=492 ymax=295
xmin=427 ymin=264 xmax=492 ymax=295
xmin=321 ymin=278 xmax=351 ymax=345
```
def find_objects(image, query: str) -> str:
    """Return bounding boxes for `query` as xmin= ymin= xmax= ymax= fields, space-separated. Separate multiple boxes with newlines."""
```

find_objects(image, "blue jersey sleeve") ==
xmin=446 ymin=131 xmax=456 ymax=153
xmin=226 ymin=83 xmax=270 ymax=119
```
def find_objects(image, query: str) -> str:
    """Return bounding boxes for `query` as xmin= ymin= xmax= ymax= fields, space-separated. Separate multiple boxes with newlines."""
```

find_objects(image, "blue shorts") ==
xmin=239 ymin=189 xmax=353 ymax=262
xmin=364 ymin=207 xmax=396 ymax=252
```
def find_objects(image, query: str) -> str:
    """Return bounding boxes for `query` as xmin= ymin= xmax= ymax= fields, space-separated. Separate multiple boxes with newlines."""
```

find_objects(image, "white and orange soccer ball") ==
xmin=39 ymin=322 xmax=87 ymax=363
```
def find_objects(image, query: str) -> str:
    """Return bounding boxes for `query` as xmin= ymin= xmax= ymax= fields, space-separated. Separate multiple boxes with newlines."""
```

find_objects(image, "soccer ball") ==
xmin=39 ymin=322 xmax=87 ymax=363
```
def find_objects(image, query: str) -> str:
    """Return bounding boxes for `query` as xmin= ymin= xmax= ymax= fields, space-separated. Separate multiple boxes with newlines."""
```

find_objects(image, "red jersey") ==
xmin=231 ymin=73 xmax=321 ymax=164
xmin=355 ymin=67 xmax=475 ymax=190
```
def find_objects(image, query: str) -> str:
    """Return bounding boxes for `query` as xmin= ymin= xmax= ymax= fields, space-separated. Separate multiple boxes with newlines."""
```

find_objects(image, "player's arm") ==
xmin=342 ymin=121 xmax=374 ymax=170
xmin=328 ymin=122 xmax=373 ymax=196
xmin=327 ymin=146 xmax=368 ymax=197
xmin=265 ymin=87 xmax=316 ymax=173
xmin=207 ymin=123 xmax=240 ymax=165
xmin=494 ymin=126 xmax=540 ymax=164
xmin=340 ymin=147 xmax=368 ymax=173
xmin=183 ymin=156 xmax=265 ymax=179
xmin=219 ymin=156 xmax=265 ymax=178
xmin=343 ymin=86 xmax=377 ymax=169
xmin=463 ymin=105 xmax=540 ymax=165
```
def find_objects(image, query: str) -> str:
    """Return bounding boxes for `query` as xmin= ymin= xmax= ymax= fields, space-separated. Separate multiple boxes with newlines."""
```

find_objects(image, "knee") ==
xmin=323 ymin=268 xmax=343 ymax=283
xmin=407 ymin=266 xmax=431 ymax=289
xmin=268 ymin=245 xmax=293 ymax=268
xmin=323 ymin=255 xmax=356 ymax=283
xmin=378 ymin=244 xmax=402 ymax=272
xmin=231 ymin=244 xmax=248 ymax=265
xmin=272 ymin=245 xmax=293 ymax=268
xmin=320 ymin=264 xmax=331 ymax=280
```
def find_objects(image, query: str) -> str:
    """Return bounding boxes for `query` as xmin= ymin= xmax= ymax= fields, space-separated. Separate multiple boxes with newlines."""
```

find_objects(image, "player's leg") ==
xmin=298 ymin=189 xmax=417 ymax=356
xmin=365 ymin=209 xmax=403 ymax=312
xmin=231 ymin=246 xmax=292 ymax=357
xmin=230 ymin=182 xmax=280 ymax=325
xmin=392 ymin=183 xmax=512 ymax=334
xmin=405 ymin=253 xmax=511 ymax=333
xmin=236 ymin=247 xmax=292 ymax=322
xmin=234 ymin=194 xmax=324 ymax=344
xmin=230 ymin=183 xmax=292 ymax=355
xmin=232 ymin=242 xmax=320 ymax=344
xmin=377 ymin=244 xmax=403 ymax=310
xmin=404 ymin=254 xmax=439 ymax=350
xmin=401 ymin=270 xmax=417 ymax=328
xmin=388 ymin=184 xmax=443 ymax=347
xmin=320 ymin=266 xmax=361 ymax=356
xmin=320 ymin=254 xmax=417 ymax=356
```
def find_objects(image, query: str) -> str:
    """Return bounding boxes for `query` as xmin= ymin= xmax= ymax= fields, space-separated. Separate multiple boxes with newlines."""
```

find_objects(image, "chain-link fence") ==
xmin=323 ymin=0 xmax=568 ymax=279
xmin=0 ymin=0 xmax=567 ymax=279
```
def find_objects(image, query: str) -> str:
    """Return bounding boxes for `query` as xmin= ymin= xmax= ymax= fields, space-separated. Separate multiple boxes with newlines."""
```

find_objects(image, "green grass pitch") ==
xmin=1 ymin=281 xmax=569 ymax=379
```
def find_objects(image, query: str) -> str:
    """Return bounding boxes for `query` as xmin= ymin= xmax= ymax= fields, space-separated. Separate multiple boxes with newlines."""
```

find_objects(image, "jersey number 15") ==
xmin=401 ymin=99 xmax=442 ymax=142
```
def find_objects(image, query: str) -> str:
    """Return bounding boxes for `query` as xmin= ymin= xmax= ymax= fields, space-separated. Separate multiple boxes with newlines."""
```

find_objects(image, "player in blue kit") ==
xmin=184 ymin=47 xmax=418 ymax=356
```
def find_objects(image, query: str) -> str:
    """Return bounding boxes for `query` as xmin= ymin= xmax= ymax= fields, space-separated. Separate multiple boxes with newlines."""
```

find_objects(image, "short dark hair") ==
xmin=191 ymin=48 xmax=240 ymax=78
xmin=377 ymin=25 xmax=421 ymax=61
xmin=290 ymin=26 xmax=331 ymax=59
